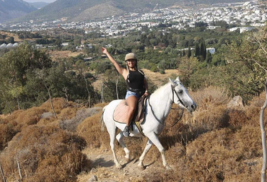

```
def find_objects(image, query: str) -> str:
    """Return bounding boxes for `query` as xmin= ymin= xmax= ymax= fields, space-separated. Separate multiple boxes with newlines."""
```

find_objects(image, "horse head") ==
xmin=169 ymin=77 xmax=197 ymax=113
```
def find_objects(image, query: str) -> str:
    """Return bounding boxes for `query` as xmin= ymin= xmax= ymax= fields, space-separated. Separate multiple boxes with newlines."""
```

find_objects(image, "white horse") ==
xmin=102 ymin=77 xmax=197 ymax=169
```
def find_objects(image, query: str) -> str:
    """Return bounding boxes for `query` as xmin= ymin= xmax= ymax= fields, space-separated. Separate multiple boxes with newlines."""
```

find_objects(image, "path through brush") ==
xmin=77 ymin=148 xmax=168 ymax=182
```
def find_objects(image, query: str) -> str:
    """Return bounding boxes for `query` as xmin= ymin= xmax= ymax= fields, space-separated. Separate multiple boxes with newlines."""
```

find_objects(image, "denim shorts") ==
xmin=125 ymin=90 xmax=142 ymax=99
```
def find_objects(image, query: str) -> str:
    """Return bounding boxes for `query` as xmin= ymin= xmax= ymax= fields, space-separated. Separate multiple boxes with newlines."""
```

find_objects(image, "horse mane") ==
xmin=151 ymin=82 xmax=171 ymax=96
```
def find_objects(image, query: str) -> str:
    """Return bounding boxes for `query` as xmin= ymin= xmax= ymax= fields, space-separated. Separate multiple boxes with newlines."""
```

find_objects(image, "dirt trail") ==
xmin=77 ymin=148 xmax=166 ymax=182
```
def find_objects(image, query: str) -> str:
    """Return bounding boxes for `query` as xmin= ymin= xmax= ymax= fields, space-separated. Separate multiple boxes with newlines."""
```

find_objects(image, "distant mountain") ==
xmin=28 ymin=2 xmax=49 ymax=9
xmin=17 ymin=0 xmax=250 ymax=23
xmin=0 ymin=0 xmax=36 ymax=23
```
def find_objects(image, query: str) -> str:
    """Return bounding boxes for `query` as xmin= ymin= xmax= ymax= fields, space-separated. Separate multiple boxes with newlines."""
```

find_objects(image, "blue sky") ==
xmin=24 ymin=0 xmax=56 ymax=3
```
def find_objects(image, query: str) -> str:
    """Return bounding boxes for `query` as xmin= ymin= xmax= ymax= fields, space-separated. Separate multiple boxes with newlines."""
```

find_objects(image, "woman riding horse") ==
xmin=102 ymin=47 xmax=149 ymax=137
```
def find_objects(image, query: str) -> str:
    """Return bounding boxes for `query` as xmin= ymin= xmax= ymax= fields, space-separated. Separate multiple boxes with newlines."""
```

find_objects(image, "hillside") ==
xmin=71 ymin=3 xmax=124 ymax=22
xmin=17 ymin=0 xmax=249 ymax=22
xmin=28 ymin=2 xmax=49 ymax=9
xmin=0 ymin=0 xmax=36 ymax=23
xmin=0 ymin=85 xmax=264 ymax=181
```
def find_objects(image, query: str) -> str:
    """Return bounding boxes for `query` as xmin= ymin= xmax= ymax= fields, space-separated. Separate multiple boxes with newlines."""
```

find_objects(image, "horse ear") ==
xmin=169 ymin=78 xmax=175 ymax=85
xmin=175 ymin=77 xmax=180 ymax=82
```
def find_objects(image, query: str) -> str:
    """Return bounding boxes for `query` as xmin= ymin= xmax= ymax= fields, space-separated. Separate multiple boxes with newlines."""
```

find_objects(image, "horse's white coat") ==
xmin=102 ymin=77 xmax=197 ymax=169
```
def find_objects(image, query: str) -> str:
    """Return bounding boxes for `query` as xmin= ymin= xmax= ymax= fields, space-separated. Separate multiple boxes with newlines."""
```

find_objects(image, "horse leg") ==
xmin=138 ymin=140 xmax=153 ymax=169
xmin=145 ymin=132 xmax=172 ymax=170
xmin=110 ymin=138 xmax=122 ymax=168
xmin=106 ymin=125 xmax=122 ymax=169
xmin=116 ymin=132 xmax=130 ymax=161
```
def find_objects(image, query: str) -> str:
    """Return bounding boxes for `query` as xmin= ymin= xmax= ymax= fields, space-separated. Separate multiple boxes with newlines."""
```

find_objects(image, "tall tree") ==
xmin=195 ymin=43 xmax=200 ymax=56
xmin=187 ymin=46 xmax=191 ymax=58
xmin=0 ymin=42 xmax=52 ymax=113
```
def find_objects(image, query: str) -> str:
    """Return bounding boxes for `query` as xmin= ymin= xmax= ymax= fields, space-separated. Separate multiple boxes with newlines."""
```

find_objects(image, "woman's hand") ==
xmin=102 ymin=47 xmax=108 ymax=54
xmin=144 ymin=91 xmax=149 ymax=96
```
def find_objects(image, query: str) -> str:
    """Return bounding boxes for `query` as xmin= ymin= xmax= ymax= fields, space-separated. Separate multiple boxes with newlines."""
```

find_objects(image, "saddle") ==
xmin=113 ymin=95 xmax=148 ymax=124
xmin=133 ymin=95 xmax=147 ymax=122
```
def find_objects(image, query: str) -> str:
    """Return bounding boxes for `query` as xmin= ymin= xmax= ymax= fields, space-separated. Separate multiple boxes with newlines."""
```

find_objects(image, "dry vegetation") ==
xmin=49 ymin=50 xmax=82 ymax=61
xmin=0 ymin=86 xmax=266 ymax=181
xmin=0 ymin=31 xmax=22 ymax=42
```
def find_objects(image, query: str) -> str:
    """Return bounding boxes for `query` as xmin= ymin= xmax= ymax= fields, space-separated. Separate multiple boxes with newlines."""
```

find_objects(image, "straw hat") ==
xmin=125 ymin=53 xmax=137 ymax=61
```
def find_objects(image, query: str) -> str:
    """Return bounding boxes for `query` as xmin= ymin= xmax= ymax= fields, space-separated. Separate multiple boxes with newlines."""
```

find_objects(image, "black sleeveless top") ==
xmin=126 ymin=70 xmax=145 ymax=93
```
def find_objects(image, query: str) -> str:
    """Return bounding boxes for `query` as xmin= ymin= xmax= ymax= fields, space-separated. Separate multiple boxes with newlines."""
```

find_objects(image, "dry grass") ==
xmin=77 ymin=111 xmax=109 ymax=149
xmin=0 ymin=31 xmax=22 ymax=42
xmin=142 ymin=69 xmax=179 ymax=87
xmin=49 ymin=50 xmax=82 ymax=61
xmin=0 ymin=85 xmax=266 ymax=181
xmin=0 ymin=125 xmax=90 ymax=182
xmin=60 ymin=107 xmax=102 ymax=132
xmin=0 ymin=98 xmax=80 ymax=151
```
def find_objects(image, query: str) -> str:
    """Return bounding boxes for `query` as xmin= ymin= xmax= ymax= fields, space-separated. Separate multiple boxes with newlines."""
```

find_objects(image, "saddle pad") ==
xmin=113 ymin=100 xmax=128 ymax=123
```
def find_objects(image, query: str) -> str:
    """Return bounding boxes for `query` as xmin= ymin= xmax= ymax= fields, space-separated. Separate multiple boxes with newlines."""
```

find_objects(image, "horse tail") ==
xmin=100 ymin=106 xmax=106 ymax=131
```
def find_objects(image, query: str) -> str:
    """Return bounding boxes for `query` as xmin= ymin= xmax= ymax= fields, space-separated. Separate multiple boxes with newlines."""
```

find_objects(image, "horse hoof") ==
xmin=116 ymin=164 xmax=122 ymax=169
xmin=165 ymin=165 xmax=172 ymax=170
xmin=125 ymin=157 xmax=130 ymax=162
xmin=138 ymin=164 xmax=145 ymax=170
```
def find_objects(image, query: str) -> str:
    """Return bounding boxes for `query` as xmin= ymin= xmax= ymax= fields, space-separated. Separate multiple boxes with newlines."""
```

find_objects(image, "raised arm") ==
xmin=102 ymin=47 xmax=127 ymax=79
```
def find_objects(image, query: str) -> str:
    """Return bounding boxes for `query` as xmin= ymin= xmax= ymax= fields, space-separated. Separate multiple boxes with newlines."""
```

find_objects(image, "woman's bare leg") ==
xmin=123 ymin=95 xmax=138 ymax=136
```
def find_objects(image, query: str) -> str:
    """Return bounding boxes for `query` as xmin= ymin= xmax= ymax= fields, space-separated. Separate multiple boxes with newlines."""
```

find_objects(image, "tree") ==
xmin=6 ymin=37 xmax=14 ymax=44
xmin=200 ymin=41 xmax=206 ymax=60
xmin=178 ymin=57 xmax=198 ymax=87
xmin=75 ymin=60 xmax=95 ymax=107
xmin=206 ymin=51 xmax=212 ymax=64
xmin=0 ymin=42 xmax=52 ymax=113
xmin=54 ymin=37 xmax=62 ymax=49
xmin=195 ymin=44 xmax=200 ymax=56
xmin=187 ymin=46 xmax=191 ymax=58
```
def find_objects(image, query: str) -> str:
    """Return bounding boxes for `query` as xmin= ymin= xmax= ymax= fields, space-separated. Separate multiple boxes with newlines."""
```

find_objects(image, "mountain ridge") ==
xmin=28 ymin=2 xmax=49 ymax=9
xmin=11 ymin=0 xmax=249 ymax=23
xmin=0 ymin=0 xmax=36 ymax=23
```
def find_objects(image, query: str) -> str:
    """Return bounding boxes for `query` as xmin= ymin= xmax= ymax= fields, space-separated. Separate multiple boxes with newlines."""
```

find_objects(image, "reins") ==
xmin=147 ymin=85 xmax=185 ymax=127
xmin=147 ymin=96 xmax=164 ymax=125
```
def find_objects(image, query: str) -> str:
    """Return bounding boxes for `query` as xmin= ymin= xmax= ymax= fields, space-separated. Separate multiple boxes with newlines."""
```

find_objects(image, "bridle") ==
xmin=171 ymin=84 xmax=186 ymax=108
xmin=147 ymin=84 xmax=185 ymax=127
xmin=170 ymin=84 xmax=185 ymax=127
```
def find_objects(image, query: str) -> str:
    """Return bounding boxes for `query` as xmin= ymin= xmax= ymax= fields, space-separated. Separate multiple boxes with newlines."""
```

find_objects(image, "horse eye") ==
xmin=178 ymin=90 xmax=183 ymax=94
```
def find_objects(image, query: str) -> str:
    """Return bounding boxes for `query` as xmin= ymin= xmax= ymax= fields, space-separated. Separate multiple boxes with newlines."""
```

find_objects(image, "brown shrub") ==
xmin=241 ymin=91 xmax=267 ymax=127
xmin=192 ymin=106 xmax=229 ymax=130
xmin=1 ymin=89 xmax=265 ymax=182
xmin=60 ymin=107 xmax=102 ymax=132
xmin=77 ymin=111 xmax=110 ymax=149
xmin=58 ymin=107 xmax=78 ymax=120
xmin=245 ymin=106 xmax=261 ymax=125
xmin=190 ymin=86 xmax=230 ymax=110
xmin=39 ymin=97 xmax=74 ymax=113
xmin=248 ymin=92 xmax=265 ymax=107
xmin=37 ymin=115 xmax=57 ymax=126
xmin=0 ymin=121 xmax=18 ymax=150
xmin=227 ymin=109 xmax=248 ymax=127
xmin=180 ymin=127 xmax=260 ymax=181
xmin=0 ymin=125 xmax=90 ymax=182
xmin=144 ymin=121 xmax=261 ymax=181
xmin=16 ymin=107 xmax=48 ymax=126
xmin=2 ymin=110 xmax=24 ymax=122
xmin=93 ymin=102 xmax=108 ymax=108
xmin=178 ymin=87 xmax=231 ymax=135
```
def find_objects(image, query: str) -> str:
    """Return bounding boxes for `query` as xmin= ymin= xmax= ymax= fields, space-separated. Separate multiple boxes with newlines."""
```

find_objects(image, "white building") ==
xmin=207 ymin=48 xmax=215 ymax=54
